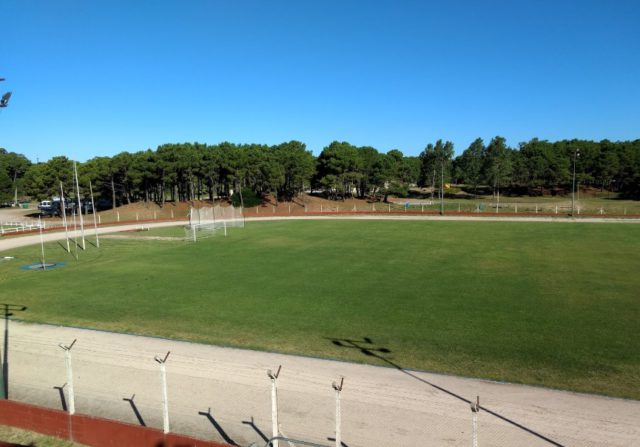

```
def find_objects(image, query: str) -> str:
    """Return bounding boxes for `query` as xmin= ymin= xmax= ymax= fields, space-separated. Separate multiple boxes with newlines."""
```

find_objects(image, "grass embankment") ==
xmin=0 ymin=425 xmax=83 ymax=447
xmin=1 ymin=220 xmax=639 ymax=399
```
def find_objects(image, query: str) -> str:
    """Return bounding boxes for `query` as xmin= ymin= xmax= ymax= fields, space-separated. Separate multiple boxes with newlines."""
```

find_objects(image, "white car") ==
xmin=37 ymin=200 xmax=52 ymax=210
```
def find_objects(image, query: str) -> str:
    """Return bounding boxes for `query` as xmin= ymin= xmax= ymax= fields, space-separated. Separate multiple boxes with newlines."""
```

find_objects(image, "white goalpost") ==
xmin=185 ymin=205 xmax=244 ymax=242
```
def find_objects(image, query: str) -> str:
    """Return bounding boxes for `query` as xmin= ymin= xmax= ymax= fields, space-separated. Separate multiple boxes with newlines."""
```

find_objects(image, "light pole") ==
xmin=440 ymin=158 xmax=444 ymax=215
xmin=571 ymin=149 xmax=580 ymax=216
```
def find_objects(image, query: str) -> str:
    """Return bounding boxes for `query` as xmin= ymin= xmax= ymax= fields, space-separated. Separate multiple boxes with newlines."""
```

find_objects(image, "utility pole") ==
xmin=73 ymin=162 xmax=85 ymax=249
xmin=572 ymin=149 xmax=580 ymax=217
xmin=89 ymin=181 xmax=99 ymax=248
xmin=60 ymin=182 xmax=70 ymax=253
xmin=440 ymin=158 xmax=445 ymax=215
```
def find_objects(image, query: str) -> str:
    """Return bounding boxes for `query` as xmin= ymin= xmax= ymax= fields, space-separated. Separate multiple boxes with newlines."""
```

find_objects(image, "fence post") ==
xmin=267 ymin=366 xmax=282 ymax=447
xmin=471 ymin=395 xmax=480 ymax=447
xmin=154 ymin=351 xmax=171 ymax=434
xmin=555 ymin=205 xmax=558 ymax=214
xmin=333 ymin=377 xmax=344 ymax=447
xmin=117 ymin=211 xmax=120 ymax=222
xmin=58 ymin=339 xmax=77 ymax=415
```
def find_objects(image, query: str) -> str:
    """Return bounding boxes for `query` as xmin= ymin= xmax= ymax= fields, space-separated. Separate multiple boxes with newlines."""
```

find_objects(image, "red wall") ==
xmin=0 ymin=400 xmax=230 ymax=447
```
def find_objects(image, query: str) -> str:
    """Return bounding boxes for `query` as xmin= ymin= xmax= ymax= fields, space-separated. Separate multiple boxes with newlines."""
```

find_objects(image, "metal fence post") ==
xmin=58 ymin=339 xmax=77 ymax=415
xmin=471 ymin=395 xmax=479 ymax=447
xmin=154 ymin=351 xmax=171 ymax=434
xmin=267 ymin=366 xmax=282 ymax=447
xmin=332 ymin=377 xmax=344 ymax=447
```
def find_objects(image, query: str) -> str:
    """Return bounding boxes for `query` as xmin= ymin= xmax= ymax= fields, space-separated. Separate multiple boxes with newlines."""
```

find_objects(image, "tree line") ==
xmin=1 ymin=137 xmax=639 ymax=206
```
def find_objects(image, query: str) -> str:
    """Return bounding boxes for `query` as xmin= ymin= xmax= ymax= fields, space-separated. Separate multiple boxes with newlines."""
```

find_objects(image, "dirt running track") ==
xmin=1 ymin=213 xmax=639 ymax=251
xmin=2 ymin=215 xmax=640 ymax=447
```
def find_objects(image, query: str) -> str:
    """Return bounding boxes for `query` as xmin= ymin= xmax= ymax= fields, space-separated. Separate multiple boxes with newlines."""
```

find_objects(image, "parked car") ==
xmin=38 ymin=200 xmax=52 ymax=211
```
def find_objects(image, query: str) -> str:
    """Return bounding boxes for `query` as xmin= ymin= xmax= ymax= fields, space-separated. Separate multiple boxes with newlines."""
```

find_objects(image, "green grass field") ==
xmin=1 ymin=220 xmax=639 ymax=399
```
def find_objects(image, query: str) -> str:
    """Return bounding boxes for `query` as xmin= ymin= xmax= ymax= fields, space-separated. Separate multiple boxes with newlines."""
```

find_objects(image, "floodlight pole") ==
xmin=571 ymin=149 xmax=580 ymax=217
xmin=267 ymin=365 xmax=282 ymax=447
xmin=440 ymin=158 xmax=444 ymax=215
xmin=154 ymin=351 xmax=171 ymax=434
xmin=72 ymin=210 xmax=78 ymax=260
xmin=470 ymin=395 xmax=480 ymax=447
xmin=89 ymin=181 xmax=99 ymax=248
xmin=59 ymin=339 xmax=77 ymax=414
xmin=38 ymin=216 xmax=46 ymax=270
xmin=73 ymin=162 xmax=85 ymax=250
xmin=332 ymin=377 xmax=344 ymax=447
xmin=60 ymin=182 xmax=70 ymax=253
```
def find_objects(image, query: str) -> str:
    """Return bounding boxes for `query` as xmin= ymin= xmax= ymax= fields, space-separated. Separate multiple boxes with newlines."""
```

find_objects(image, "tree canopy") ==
xmin=3 ymin=137 xmax=640 ymax=204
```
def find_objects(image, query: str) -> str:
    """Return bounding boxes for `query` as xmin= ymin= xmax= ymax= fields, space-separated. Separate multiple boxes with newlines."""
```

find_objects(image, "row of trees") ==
xmin=1 ymin=137 xmax=639 ymax=206
xmin=452 ymin=137 xmax=640 ymax=197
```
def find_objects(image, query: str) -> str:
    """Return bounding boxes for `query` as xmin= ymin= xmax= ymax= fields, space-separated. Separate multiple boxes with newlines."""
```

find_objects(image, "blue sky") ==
xmin=1 ymin=0 xmax=639 ymax=162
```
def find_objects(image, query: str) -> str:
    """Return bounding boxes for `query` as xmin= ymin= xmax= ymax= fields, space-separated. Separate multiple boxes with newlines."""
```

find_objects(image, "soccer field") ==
xmin=1 ymin=220 xmax=639 ymax=399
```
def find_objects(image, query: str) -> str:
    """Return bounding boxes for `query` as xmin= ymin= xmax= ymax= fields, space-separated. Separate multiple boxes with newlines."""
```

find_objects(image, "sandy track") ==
xmin=1 ymin=213 xmax=638 ymax=252
xmin=6 ymin=322 xmax=639 ymax=447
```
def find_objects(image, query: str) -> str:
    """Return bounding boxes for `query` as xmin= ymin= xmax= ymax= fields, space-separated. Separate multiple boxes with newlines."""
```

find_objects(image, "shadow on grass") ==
xmin=328 ymin=337 xmax=564 ymax=447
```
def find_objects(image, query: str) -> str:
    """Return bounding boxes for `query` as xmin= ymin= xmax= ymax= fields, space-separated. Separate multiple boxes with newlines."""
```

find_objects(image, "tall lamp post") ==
xmin=571 ymin=149 xmax=580 ymax=216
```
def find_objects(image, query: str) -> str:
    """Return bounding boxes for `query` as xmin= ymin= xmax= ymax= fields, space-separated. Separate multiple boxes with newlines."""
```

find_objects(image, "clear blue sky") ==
xmin=2 ymin=0 xmax=639 ymax=162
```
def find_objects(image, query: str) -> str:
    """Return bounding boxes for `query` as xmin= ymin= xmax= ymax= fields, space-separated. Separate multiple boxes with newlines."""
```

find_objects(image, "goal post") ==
xmin=185 ymin=205 xmax=244 ymax=241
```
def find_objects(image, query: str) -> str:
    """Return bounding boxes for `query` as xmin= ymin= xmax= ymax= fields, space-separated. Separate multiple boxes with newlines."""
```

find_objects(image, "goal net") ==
xmin=185 ymin=205 xmax=244 ymax=241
